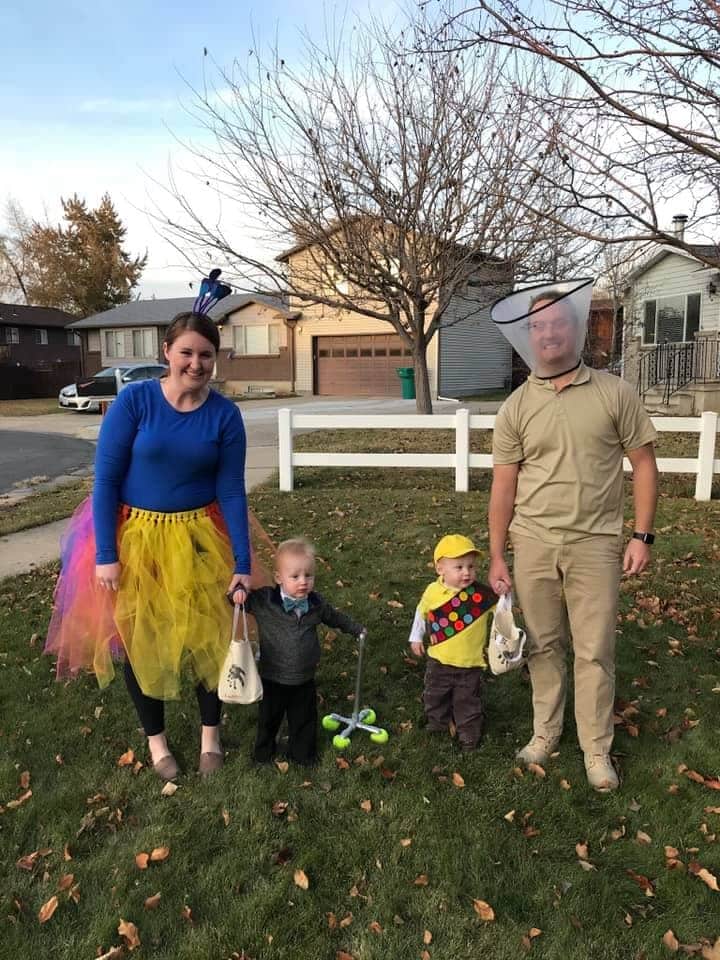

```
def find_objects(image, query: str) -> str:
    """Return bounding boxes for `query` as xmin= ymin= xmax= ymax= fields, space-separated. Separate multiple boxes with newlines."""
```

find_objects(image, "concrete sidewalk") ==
xmin=0 ymin=444 xmax=279 ymax=581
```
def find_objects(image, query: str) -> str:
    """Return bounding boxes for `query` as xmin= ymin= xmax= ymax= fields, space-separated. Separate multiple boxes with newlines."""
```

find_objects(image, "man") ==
xmin=488 ymin=289 xmax=658 ymax=792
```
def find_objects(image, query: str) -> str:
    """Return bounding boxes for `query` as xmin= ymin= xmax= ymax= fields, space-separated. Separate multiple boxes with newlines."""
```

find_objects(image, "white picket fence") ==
xmin=277 ymin=408 xmax=720 ymax=501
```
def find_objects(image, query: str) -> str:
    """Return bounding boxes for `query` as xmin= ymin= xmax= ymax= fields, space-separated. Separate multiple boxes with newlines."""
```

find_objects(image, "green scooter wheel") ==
xmin=361 ymin=708 xmax=376 ymax=725
xmin=322 ymin=715 xmax=341 ymax=731
xmin=370 ymin=728 xmax=389 ymax=745
xmin=333 ymin=735 xmax=351 ymax=750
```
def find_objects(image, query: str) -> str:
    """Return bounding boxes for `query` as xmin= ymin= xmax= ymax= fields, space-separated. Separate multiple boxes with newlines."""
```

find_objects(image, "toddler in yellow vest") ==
xmin=409 ymin=534 xmax=497 ymax=750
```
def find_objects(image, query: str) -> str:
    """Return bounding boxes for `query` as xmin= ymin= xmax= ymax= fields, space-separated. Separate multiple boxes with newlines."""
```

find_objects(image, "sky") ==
xmin=0 ymin=0 xmax=400 ymax=298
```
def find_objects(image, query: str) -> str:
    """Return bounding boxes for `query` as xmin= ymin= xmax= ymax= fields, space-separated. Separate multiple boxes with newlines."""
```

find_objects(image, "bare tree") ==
xmin=0 ymin=199 xmax=31 ymax=304
xmin=431 ymin=0 xmax=720 ymax=269
xmin=160 ymin=16 xmax=580 ymax=411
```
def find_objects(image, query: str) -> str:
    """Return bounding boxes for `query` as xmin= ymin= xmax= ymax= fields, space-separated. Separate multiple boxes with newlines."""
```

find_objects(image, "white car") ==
xmin=58 ymin=363 xmax=168 ymax=412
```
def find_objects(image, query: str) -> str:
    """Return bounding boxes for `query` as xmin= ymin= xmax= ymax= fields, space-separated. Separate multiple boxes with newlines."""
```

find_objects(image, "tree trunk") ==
xmin=413 ymin=343 xmax=433 ymax=414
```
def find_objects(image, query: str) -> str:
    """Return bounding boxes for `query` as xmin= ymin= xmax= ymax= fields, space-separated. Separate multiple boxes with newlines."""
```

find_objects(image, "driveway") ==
xmin=0 ymin=431 xmax=95 ymax=495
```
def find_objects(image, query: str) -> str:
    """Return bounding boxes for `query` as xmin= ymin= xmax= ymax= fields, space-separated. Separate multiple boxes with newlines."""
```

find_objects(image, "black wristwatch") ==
xmin=632 ymin=531 xmax=655 ymax=545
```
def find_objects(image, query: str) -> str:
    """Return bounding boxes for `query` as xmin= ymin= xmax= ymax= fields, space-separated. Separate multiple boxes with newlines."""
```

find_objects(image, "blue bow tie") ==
xmin=282 ymin=595 xmax=309 ymax=615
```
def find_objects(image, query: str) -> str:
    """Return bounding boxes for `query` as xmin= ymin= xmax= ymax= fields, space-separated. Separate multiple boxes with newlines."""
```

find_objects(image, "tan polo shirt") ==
xmin=492 ymin=364 xmax=657 ymax=543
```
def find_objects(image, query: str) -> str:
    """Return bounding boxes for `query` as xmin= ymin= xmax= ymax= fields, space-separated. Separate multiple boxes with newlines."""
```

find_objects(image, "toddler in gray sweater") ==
xmin=233 ymin=537 xmax=364 ymax=765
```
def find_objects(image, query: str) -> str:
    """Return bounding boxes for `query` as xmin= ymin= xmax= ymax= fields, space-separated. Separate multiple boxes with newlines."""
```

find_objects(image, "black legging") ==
xmin=123 ymin=661 xmax=222 ymax=737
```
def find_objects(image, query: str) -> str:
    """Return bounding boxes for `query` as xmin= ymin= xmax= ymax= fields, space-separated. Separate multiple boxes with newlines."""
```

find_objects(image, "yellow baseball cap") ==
xmin=433 ymin=534 xmax=479 ymax=563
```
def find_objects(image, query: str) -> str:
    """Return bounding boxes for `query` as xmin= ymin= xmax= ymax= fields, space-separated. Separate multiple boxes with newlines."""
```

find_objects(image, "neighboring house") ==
xmin=277 ymin=240 xmax=514 ymax=398
xmin=0 ymin=302 xmax=80 ymax=399
xmin=68 ymin=295 xmax=299 ymax=395
xmin=70 ymin=256 xmax=515 ymax=399
xmin=622 ymin=242 xmax=720 ymax=414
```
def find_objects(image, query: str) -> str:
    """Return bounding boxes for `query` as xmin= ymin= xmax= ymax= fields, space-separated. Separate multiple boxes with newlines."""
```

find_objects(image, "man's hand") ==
xmin=489 ymin=557 xmax=512 ymax=596
xmin=410 ymin=642 xmax=425 ymax=657
xmin=623 ymin=539 xmax=651 ymax=576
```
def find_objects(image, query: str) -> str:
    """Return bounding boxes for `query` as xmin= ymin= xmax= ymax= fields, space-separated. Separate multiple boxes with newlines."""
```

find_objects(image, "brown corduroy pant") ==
xmin=423 ymin=659 xmax=485 ymax=747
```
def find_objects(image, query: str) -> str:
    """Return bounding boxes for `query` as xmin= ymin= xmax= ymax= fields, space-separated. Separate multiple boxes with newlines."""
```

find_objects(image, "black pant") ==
xmin=423 ymin=660 xmax=485 ymax=747
xmin=124 ymin=661 xmax=222 ymax=737
xmin=254 ymin=677 xmax=317 ymax=765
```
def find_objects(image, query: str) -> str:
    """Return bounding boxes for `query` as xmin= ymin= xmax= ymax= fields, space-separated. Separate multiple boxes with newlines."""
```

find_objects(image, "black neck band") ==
xmin=535 ymin=360 xmax=581 ymax=381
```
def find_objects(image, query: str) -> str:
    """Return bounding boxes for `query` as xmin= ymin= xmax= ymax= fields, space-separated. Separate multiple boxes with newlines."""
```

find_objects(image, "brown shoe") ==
xmin=152 ymin=754 xmax=179 ymax=782
xmin=198 ymin=751 xmax=224 ymax=777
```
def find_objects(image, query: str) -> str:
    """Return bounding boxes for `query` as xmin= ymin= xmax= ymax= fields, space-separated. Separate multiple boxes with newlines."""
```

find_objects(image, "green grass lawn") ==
xmin=2 ymin=465 xmax=720 ymax=959
xmin=0 ymin=479 xmax=91 ymax=537
xmin=0 ymin=398 xmax=63 ymax=416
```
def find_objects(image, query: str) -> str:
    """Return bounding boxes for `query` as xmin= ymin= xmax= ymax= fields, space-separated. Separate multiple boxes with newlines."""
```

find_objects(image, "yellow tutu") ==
xmin=116 ymin=503 xmax=234 ymax=700
xmin=46 ymin=499 xmax=236 ymax=700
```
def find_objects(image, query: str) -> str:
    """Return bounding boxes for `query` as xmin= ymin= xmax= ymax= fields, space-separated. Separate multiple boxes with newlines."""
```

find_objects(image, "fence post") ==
xmin=278 ymin=408 xmax=294 ymax=491
xmin=455 ymin=407 xmax=470 ymax=493
xmin=695 ymin=410 xmax=718 ymax=501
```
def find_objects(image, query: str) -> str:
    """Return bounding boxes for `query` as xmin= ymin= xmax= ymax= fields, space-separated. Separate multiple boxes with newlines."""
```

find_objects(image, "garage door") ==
xmin=315 ymin=334 xmax=413 ymax=396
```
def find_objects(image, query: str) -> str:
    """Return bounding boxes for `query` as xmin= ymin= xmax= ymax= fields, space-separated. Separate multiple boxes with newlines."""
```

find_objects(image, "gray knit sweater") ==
xmin=245 ymin=586 xmax=364 ymax=685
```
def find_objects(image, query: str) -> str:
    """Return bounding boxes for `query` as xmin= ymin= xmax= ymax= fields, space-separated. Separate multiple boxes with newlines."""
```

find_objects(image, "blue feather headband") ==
xmin=193 ymin=268 xmax=232 ymax=315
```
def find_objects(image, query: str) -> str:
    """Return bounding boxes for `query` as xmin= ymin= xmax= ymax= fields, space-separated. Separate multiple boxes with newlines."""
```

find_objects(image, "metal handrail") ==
xmin=638 ymin=338 xmax=720 ymax=403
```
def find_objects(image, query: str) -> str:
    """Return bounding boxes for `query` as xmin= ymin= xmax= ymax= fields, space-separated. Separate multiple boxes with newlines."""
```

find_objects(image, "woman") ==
xmin=46 ymin=307 xmax=251 ymax=780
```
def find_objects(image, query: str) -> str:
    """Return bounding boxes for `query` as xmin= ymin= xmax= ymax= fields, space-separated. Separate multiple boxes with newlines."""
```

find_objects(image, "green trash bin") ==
xmin=396 ymin=366 xmax=416 ymax=400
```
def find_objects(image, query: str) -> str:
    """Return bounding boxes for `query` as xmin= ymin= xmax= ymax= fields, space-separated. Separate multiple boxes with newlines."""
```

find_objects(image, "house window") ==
xmin=131 ymin=328 xmax=154 ymax=358
xmin=642 ymin=293 xmax=701 ymax=344
xmin=66 ymin=331 xmax=81 ymax=346
xmin=233 ymin=324 xmax=281 ymax=355
xmin=105 ymin=330 xmax=125 ymax=358
xmin=34 ymin=328 xmax=48 ymax=345
xmin=4 ymin=326 xmax=19 ymax=344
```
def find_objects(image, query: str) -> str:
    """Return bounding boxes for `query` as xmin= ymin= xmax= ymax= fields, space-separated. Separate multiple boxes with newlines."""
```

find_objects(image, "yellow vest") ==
xmin=418 ymin=579 xmax=495 ymax=669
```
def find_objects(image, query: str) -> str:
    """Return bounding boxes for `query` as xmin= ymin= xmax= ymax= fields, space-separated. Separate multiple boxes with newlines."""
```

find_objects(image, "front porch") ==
xmin=626 ymin=333 xmax=720 ymax=415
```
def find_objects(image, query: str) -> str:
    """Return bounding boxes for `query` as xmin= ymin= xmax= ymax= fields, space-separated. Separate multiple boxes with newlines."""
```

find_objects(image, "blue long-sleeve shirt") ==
xmin=92 ymin=379 xmax=250 ymax=573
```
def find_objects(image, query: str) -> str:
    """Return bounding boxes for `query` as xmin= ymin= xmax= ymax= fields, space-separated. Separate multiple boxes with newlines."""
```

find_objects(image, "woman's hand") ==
xmin=96 ymin=562 xmax=121 ymax=591
xmin=228 ymin=573 xmax=252 ymax=605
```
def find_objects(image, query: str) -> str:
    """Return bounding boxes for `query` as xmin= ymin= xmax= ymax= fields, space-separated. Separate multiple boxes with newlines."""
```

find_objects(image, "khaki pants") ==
xmin=511 ymin=533 xmax=623 ymax=755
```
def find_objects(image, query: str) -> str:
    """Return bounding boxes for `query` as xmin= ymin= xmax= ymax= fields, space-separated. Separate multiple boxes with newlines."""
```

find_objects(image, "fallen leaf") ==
xmin=421 ymin=952 xmax=431 ymax=960
xmin=181 ymin=904 xmax=193 ymax=924
xmin=118 ymin=918 xmax=141 ymax=950
xmin=275 ymin=760 xmax=289 ymax=774
xmin=63 ymin=844 xmax=72 ymax=861
xmin=327 ymin=912 xmax=337 ymax=929
xmin=336 ymin=952 xmax=355 ymax=960
xmin=368 ymin=921 xmax=383 ymax=934
xmin=473 ymin=899 xmax=495 ymax=921
xmin=578 ymin=860 xmax=597 ymax=872
xmin=19 ymin=771 xmax=30 ymax=789
xmin=626 ymin=869 xmax=655 ymax=896
xmin=272 ymin=800 xmax=289 ymax=816
xmin=294 ymin=869 xmax=310 ymax=890
xmin=335 ymin=757 xmax=350 ymax=770
xmin=149 ymin=846 xmax=170 ymax=863
xmin=702 ymin=937 xmax=720 ymax=960
xmin=664 ymin=845 xmax=681 ymax=859
xmin=117 ymin=749 xmax=135 ymax=767
xmin=387 ymin=600 xmax=404 ymax=608
xmin=424 ymin=929 xmax=433 ymax=944
xmin=57 ymin=873 xmax=74 ymax=892
xmin=144 ymin=893 xmax=161 ymax=910
xmin=504 ymin=809 xmax=516 ymax=823
xmin=221 ymin=808 xmax=230 ymax=826
xmin=400 ymin=838 xmax=412 ymax=847
xmin=38 ymin=895 xmax=58 ymax=923
xmin=636 ymin=830 xmax=652 ymax=845
xmin=576 ymin=842 xmax=589 ymax=860
xmin=695 ymin=867 xmax=720 ymax=891
xmin=272 ymin=846 xmax=292 ymax=865
xmin=705 ymin=807 xmax=720 ymax=815
xmin=527 ymin=762 xmax=546 ymax=778
xmin=452 ymin=771 xmax=465 ymax=788
xmin=160 ymin=781 xmax=178 ymax=797
xmin=662 ymin=929 xmax=680 ymax=952
xmin=96 ymin=948 xmax=124 ymax=960
xmin=559 ymin=779 xmax=571 ymax=790
xmin=529 ymin=928 xmax=542 ymax=938
xmin=360 ymin=799 xmax=373 ymax=813
xmin=135 ymin=852 xmax=149 ymax=870
xmin=414 ymin=874 xmax=429 ymax=886
xmin=339 ymin=913 xmax=353 ymax=928
xmin=6 ymin=789 xmax=32 ymax=809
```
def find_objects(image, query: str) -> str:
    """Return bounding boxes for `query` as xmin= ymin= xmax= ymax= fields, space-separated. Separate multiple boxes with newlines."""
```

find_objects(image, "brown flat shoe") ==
xmin=152 ymin=754 xmax=179 ymax=782
xmin=198 ymin=751 xmax=224 ymax=777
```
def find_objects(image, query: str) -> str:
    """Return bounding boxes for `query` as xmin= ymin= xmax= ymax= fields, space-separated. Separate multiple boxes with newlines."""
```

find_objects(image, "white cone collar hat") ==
xmin=490 ymin=278 xmax=593 ymax=377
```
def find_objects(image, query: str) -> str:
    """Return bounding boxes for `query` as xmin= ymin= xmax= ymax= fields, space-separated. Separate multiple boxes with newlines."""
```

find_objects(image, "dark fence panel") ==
xmin=0 ymin=361 xmax=81 ymax=400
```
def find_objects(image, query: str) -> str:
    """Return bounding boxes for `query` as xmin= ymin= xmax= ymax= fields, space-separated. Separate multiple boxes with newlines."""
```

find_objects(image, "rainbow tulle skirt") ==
xmin=45 ymin=498 xmax=235 ymax=700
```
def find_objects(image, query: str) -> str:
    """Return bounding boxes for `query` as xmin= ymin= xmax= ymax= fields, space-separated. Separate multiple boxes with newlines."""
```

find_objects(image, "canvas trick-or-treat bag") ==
xmin=218 ymin=603 xmax=263 ymax=705
xmin=488 ymin=592 xmax=527 ymax=676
